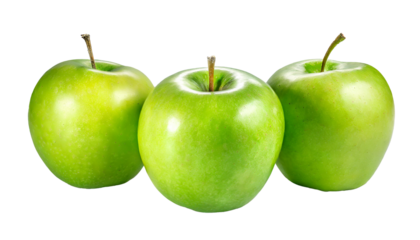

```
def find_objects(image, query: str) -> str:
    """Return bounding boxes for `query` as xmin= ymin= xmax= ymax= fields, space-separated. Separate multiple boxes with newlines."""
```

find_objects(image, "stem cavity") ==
xmin=207 ymin=56 xmax=216 ymax=92
xmin=321 ymin=33 xmax=345 ymax=72
xmin=81 ymin=34 xmax=96 ymax=69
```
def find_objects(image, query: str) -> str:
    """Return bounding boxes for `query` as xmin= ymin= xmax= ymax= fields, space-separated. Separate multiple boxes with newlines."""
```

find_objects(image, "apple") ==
xmin=28 ymin=34 xmax=154 ymax=188
xmin=267 ymin=34 xmax=394 ymax=191
xmin=138 ymin=56 xmax=285 ymax=212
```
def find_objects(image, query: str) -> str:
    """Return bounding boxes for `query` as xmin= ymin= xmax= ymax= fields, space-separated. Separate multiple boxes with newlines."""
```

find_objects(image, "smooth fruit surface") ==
xmin=29 ymin=59 xmax=154 ymax=188
xmin=138 ymin=67 xmax=284 ymax=212
xmin=268 ymin=59 xmax=394 ymax=191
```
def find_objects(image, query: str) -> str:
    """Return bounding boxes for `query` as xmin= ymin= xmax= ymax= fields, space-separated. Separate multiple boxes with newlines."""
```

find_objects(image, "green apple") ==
xmin=267 ymin=34 xmax=394 ymax=191
xmin=29 ymin=34 xmax=154 ymax=188
xmin=138 ymin=56 xmax=285 ymax=212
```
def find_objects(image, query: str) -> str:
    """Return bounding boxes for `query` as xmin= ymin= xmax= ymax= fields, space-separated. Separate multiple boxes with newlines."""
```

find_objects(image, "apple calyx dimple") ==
xmin=207 ymin=56 xmax=216 ymax=92
xmin=321 ymin=33 xmax=346 ymax=72
xmin=81 ymin=34 xmax=96 ymax=69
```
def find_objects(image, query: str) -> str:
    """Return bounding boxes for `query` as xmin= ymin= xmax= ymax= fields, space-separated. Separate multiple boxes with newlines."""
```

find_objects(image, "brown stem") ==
xmin=321 ymin=33 xmax=345 ymax=72
xmin=81 ymin=34 xmax=96 ymax=69
xmin=207 ymin=56 xmax=216 ymax=92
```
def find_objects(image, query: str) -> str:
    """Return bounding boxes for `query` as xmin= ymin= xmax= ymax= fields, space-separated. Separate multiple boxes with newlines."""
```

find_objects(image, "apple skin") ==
xmin=29 ymin=59 xmax=154 ymax=188
xmin=138 ymin=67 xmax=284 ymax=212
xmin=267 ymin=59 xmax=394 ymax=191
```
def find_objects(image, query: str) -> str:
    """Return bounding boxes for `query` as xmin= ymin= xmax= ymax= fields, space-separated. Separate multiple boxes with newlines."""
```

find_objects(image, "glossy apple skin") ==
xmin=268 ymin=60 xmax=394 ymax=191
xmin=138 ymin=67 xmax=284 ymax=212
xmin=29 ymin=60 xmax=154 ymax=188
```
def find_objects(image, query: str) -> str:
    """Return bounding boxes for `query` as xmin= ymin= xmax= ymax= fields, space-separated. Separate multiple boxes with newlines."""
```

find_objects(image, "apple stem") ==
xmin=207 ymin=56 xmax=216 ymax=92
xmin=81 ymin=34 xmax=96 ymax=69
xmin=321 ymin=33 xmax=346 ymax=72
